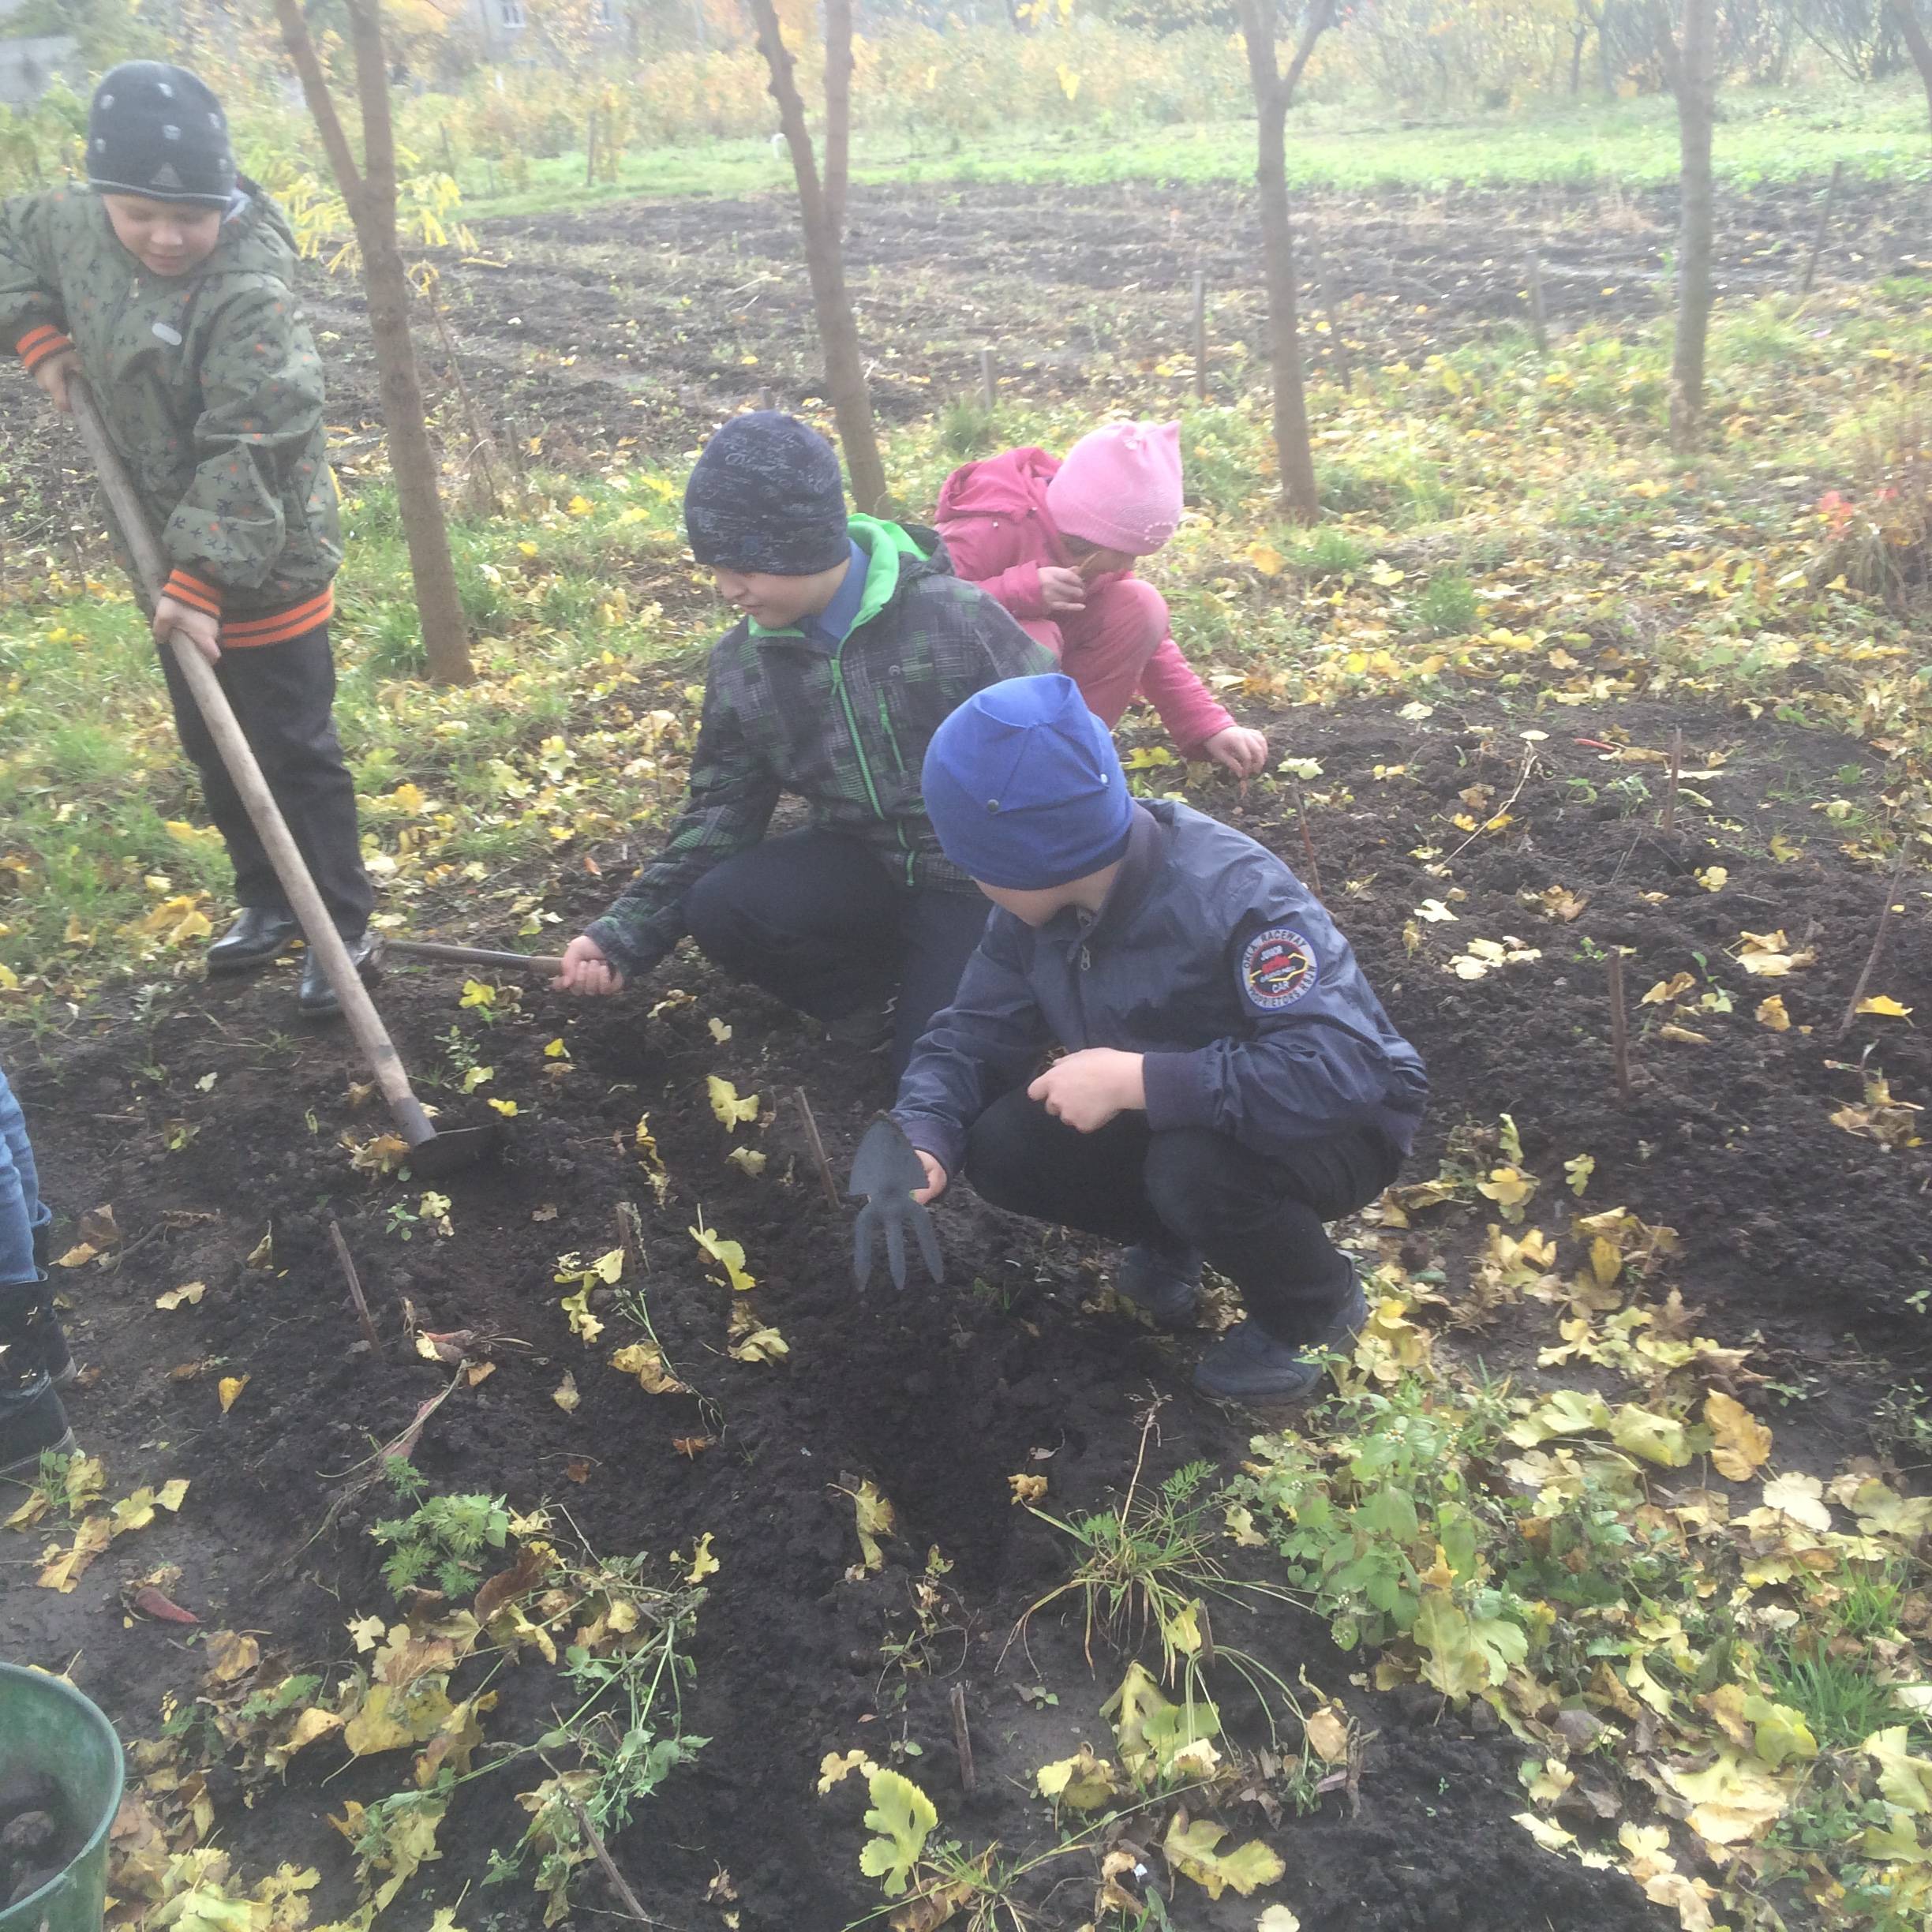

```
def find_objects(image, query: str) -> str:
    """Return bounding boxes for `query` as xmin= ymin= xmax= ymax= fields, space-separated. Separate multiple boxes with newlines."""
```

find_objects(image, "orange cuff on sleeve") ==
xmin=163 ymin=569 xmax=223 ymax=618
xmin=17 ymin=324 xmax=73 ymax=374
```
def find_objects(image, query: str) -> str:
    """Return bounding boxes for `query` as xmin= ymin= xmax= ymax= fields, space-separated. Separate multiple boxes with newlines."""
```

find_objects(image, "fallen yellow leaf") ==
xmin=218 ymin=1375 xmax=248 ymax=1413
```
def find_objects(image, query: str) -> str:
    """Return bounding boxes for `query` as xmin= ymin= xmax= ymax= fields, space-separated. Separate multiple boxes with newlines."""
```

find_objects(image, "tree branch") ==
xmin=1890 ymin=0 xmax=1932 ymax=90
xmin=270 ymin=0 xmax=365 ymax=207
xmin=1281 ymin=0 xmax=1338 ymax=107
xmin=1235 ymin=0 xmax=1283 ymax=119
xmin=1647 ymin=0 xmax=1684 ymax=94
xmin=824 ymin=0 xmax=854 ymax=237
xmin=747 ymin=0 xmax=829 ymax=229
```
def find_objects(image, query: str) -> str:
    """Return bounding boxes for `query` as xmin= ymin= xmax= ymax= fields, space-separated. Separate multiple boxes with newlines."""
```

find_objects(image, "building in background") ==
xmin=0 ymin=0 xmax=79 ymax=106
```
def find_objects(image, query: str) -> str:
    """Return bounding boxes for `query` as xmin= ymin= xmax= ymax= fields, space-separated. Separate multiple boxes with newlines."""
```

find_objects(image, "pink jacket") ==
xmin=934 ymin=447 xmax=1234 ymax=756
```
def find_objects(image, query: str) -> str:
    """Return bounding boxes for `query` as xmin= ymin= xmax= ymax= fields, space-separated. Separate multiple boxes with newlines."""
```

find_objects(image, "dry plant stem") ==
xmin=792 ymin=1088 xmax=842 ymax=1211
xmin=1661 ymin=728 xmax=1683 ymax=833
xmin=1802 ymin=159 xmax=1844 ymax=296
xmin=615 ymin=1200 xmax=646 ymax=1277
xmin=949 ymin=1681 xmax=976 ymax=1793
xmin=1290 ymin=781 xmax=1326 ymax=903
xmin=1837 ymin=850 xmax=1910 ymax=1043
xmin=537 ymin=1754 xmax=661 ymax=1926
xmin=1608 ymin=954 xmax=1633 ymax=1102
xmin=1443 ymin=749 xmax=1537 ymax=866
xmin=422 ymin=283 xmax=504 ymax=507
xmin=328 ymin=1217 xmax=383 ymax=1357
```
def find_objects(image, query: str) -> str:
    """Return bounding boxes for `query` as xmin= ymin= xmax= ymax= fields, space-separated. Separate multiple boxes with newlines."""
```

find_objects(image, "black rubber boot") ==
xmin=207 ymin=906 xmax=300 ymax=975
xmin=1194 ymin=1271 xmax=1369 ymax=1404
xmin=298 ymin=930 xmax=380 ymax=1020
xmin=0 ymin=1378 xmax=76 ymax=1481
xmin=30 ymin=1211 xmax=51 ymax=1272
xmin=0 ymin=1272 xmax=73 ymax=1387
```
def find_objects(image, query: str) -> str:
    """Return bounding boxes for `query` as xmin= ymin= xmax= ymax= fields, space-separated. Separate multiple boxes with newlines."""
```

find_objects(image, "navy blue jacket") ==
xmin=894 ymin=801 xmax=1427 ymax=1178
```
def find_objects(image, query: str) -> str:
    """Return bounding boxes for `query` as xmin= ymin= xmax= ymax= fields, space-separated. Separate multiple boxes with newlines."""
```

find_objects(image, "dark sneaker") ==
xmin=208 ymin=906 xmax=299 ymax=975
xmin=823 ymin=1005 xmax=893 ymax=1054
xmin=1 ymin=1272 xmax=73 ymax=1387
xmin=0 ymin=1381 xmax=76 ymax=1482
xmin=298 ymin=930 xmax=380 ymax=1019
xmin=1193 ymin=1273 xmax=1369 ymax=1403
xmin=1118 ymin=1244 xmax=1202 ymax=1328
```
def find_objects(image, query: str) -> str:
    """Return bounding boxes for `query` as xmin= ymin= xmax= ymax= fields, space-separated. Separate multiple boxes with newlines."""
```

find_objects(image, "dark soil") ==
xmin=6 ymin=170 xmax=1930 ymax=552
xmin=4 ymin=687 xmax=1923 ymax=1931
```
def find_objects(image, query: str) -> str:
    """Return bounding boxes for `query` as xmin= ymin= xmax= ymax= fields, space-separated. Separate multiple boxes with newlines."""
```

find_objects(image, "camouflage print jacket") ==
xmin=0 ymin=180 xmax=342 ymax=645
xmin=585 ymin=516 xmax=1054 ymax=982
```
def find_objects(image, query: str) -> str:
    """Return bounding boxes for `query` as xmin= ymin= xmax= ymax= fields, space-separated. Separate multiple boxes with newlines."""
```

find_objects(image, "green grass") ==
xmin=453 ymin=76 xmax=1932 ymax=220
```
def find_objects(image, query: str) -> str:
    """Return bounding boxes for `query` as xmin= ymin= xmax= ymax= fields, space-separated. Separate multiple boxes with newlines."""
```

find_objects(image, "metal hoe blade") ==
xmin=850 ymin=1115 xmax=944 ymax=1291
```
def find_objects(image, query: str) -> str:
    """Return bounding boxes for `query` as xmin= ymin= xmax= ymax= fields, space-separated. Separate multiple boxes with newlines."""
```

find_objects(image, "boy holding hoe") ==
xmin=1 ymin=62 xmax=373 ymax=1017
xmin=892 ymin=675 xmax=1427 ymax=1402
xmin=554 ymin=412 xmax=1052 ymax=1073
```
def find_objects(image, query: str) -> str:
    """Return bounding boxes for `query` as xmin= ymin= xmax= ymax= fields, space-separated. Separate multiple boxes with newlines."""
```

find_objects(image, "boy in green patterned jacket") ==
xmin=554 ymin=411 xmax=1051 ymax=1074
xmin=1 ymin=62 xmax=373 ymax=1017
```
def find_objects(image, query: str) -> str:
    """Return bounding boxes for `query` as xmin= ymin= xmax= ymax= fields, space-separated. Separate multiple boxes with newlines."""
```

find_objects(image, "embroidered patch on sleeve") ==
xmin=1241 ymin=926 xmax=1319 ymax=1012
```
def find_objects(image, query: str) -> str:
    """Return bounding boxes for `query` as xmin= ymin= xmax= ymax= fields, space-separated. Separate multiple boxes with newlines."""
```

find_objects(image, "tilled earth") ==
xmin=2 ymin=685 xmax=1923 ymax=1930
xmin=6 ymin=170 xmax=1930 ymax=553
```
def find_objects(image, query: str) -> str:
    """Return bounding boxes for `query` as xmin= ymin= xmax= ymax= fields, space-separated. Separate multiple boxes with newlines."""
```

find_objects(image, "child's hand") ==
xmin=912 ymin=1150 xmax=948 ymax=1204
xmin=32 ymin=346 xmax=79 ymax=414
xmin=552 ymin=934 xmax=626 ymax=996
xmin=1028 ymin=1048 xmax=1145 ymax=1133
xmin=1037 ymin=566 xmax=1087 ymax=616
xmin=152 ymin=594 xmax=222 ymax=665
xmin=1200 ymin=724 xmax=1269 ymax=779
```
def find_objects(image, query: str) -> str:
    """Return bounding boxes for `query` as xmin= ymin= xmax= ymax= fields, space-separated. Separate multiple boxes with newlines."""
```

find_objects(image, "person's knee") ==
xmin=1143 ymin=1129 xmax=1251 ymax=1244
xmin=683 ymin=863 xmax=754 ymax=962
xmin=1091 ymin=577 xmax=1168 ymax=650
xmin=963 ymin=1095 xmax=1039 ymax=1208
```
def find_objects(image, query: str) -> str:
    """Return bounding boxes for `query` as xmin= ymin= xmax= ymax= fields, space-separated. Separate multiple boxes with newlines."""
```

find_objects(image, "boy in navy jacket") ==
xmin=893 ymin=675 xmax=1427 ymax=1401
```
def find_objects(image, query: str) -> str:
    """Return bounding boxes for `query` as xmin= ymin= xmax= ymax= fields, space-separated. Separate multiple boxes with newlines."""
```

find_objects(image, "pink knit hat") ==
xmin=1045 ymin=421 xmax=1184 ymax=556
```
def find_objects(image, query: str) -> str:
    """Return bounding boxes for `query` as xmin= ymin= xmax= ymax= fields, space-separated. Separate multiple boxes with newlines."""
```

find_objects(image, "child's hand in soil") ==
xmin=1029 ymin=1048 xmax=1145 ymax=1133
xmin=552 ymin=934 xmax=626 ymax=996
xmin=152 ymin=594 xmax=222 ymax=665
xmin=912 ymin=1149 xmax=947 ymax=1204
xmin=1200 ymin=724 xmax=1269 ymax=780
xmin=31 ymin=346 xmax=79 ymax=414
xmin=1037 ymin=566 xmax=1087 ymax=616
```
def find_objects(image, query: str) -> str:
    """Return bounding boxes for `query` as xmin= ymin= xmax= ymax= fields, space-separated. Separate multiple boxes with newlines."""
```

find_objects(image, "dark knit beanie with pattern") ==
xmin=88 ymin=62 xmax=235 ymax=209
xmin=683 ymin=411 xmax=850 ymax=576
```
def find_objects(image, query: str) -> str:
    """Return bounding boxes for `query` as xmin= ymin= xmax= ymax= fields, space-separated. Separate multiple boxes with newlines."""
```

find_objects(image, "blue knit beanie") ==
xmin=683 ymin=411 xmax=850 ymax=575
xmin=923 ymin=676 xmax=1135 ymax=891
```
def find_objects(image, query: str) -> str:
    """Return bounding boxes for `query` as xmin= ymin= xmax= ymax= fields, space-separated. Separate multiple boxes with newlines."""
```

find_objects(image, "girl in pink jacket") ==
xmin=934 ymin=421 xmax=1269 ymax=777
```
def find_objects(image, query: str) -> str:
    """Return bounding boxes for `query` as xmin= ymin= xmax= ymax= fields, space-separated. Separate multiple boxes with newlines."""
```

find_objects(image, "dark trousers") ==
xmin=964 ymin=1090 xmax=1400 ymax=1343
xmin=683 ymin=829 xmax=991 ymax=1076
xmin=159 ymin=623 xmax=373 ymax=935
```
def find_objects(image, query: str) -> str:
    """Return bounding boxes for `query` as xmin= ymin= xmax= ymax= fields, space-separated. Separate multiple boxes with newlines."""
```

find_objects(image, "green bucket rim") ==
xmin=0 ymin=1661 xmax=126 ymax=1922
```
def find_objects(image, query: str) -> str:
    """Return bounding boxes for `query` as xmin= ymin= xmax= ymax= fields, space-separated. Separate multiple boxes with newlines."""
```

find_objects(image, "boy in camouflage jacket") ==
xmin=554 ymin=412 xmax=1052 ymax=1075
xmin=1 ymin=62 xmax=373 ymax=1017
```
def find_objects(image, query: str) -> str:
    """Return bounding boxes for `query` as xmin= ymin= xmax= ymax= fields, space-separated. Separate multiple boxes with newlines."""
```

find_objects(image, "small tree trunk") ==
xmin=1889 ymin=0 xmax=1932 ymax=129
xmin=747 ymin=0 xmax=888 ymax=513
xmin=1236 ymin=0 xmax=1334 ymax=524
xmin=274 ymin=0 xmax=474 ymax=685
xmin=1660 ymin=0 xmax=1717 ymax=453
xmin=824 ymin=0 xmax=853 ymax=236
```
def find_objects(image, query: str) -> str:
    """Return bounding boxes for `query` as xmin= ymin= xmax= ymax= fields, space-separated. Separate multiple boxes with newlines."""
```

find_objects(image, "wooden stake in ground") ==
xmin=1233 ymin=0 xmax=1339 ymax=523
xmin=1800 ymin=159 xmax=1844 ymax=297
xmin=271 ymin=0 xmax=474 ymax=685
xmin=1837 ymin=852 xmax=1911 ymax=1042
xmin=1192 ymin=268 xmax=1209 ymax=402
xmin=1661 ymin=727 xmax=1683 ymax=834
xmin=792 ymin=1088 xmax=842 ymax=1211
xmin=1289 ymin=780 xmax=1325 ymax=904
xmin=584 ymin=110 xmax=598 ymax=189
xmin=1607 ymin=953 xmax=1633 ymax=1101
xmin=1526 ymin=252 xmax=1550 ymax=354
xmin=328 ymin=1217 xmax=383 ymax=1357
xmin=949 ymin=1682 xmax=976 ymax=1793
xmin=979 ymin=346 xmax=997 ymax=413
xmin=746 ymin=0 xmax=889 ymax=513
